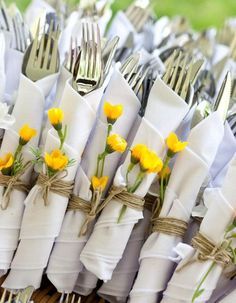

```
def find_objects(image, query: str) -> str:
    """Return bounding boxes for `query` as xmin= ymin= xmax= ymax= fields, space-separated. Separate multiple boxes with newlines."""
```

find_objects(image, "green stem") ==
xmin=160 ymin=156 xmax=170 ymax=204
xmin=100 ymin=152 xmax=107 ymax=177
xmin=14 ymin=144 xmax=23 ymax=160
xmin=58 ymin=125 xmax=67 ymax=150
xmin=126 ymin=162 xmax=135 ymax=185
xmin=192 ymin=261 xmax=216 ymax=303
xmin=107 ymin=123 xmax=112 ymax=137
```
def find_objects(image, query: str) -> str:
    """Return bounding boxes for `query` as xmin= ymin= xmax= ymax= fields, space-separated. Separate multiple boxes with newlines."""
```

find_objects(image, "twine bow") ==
xmin=68 ymin=190 xmax=102 ymax=236
xmin=0 ymin=162 xmax=31 ymax=210
xmin=36 ymin=171 xmax=74 ymax=206
xmin=177 ymin=232 xmax=234 ymax=272
xmin=68 ymin=185 xmax=145 ymax=236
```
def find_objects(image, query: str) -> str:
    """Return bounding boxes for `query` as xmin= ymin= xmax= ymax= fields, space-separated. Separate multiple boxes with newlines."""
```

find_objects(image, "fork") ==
xmin=125 ymin=1 xmax=151 ymax=32
xmin=162 ymin=50 xmax=193 ymax=102
xmin=0 ymin=286 xmax=34 ymax=303
xmin=12 ymin=15 xmax=31 ymax=53
xmin=72 ymin=22 xmax=103 ymax=95
xmin=22 ymin=20 xmax=60 ymax=82
xmin=64 ymin=37 xmax=80 ymax=73
xmin=59 ymin=292 xmax=81 ymax=303
xmin=0 ymin=0 xmax=10 ymax=31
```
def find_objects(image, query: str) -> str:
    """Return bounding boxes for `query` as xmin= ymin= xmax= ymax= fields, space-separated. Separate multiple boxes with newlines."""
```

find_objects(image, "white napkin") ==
xmin=80 ymin=77 xmax=189 ymax=282
xmin=74 ymin=269 xmax=98 ymax=296
xmin=46 ymin=67 xmax=141 ymax=293
xmin=2 ymin=81 xmax=103 ymax=290
xmin=0 ymin=73 xmax=57 ymax=277
xmin=107 ymin=11 xmax=135 ymax=49
xmin=98 ymin=209 xmax=151 ymax=303
xmin=218 ymin=288 xmax=236 ymax=303
xmin=4 ymin=49 xmax=24 ymax=105
xmin=161 ymin=154 xmax=236 ymax=303
xmin=129 ymin=112 xmax=224 ymax=303
xmin=0 ymin=33 xmax=6 ymax=102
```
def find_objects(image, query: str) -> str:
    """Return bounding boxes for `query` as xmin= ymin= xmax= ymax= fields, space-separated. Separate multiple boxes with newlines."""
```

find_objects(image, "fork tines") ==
xmin=24 ymin=19 xmax=60 ymax=81
xmin=12 ymin=15 xmax=31 ymax=53
xmin=162 ymin=50 xmax=193 ymax=101
xmin=72 ymin=22 xmax=102 ymax=95
xmin=125 ymin=1 xmax=151 ymax=32
xmin=64 ymin=37 xmax=79 ymax=73
xmin=59 ymin=292 xmax=81 ymax=303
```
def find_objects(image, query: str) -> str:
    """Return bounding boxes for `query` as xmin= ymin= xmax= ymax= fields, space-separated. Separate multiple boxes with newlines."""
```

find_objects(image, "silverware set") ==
xmin=22 ymin=20 xmax=60 ymax=82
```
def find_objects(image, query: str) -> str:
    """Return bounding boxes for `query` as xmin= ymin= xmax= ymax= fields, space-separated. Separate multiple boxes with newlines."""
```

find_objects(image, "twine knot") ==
xmin=0 ymin=162 xmax=32 ymax=210
xmin=36 ymin=171 xmax=74 ymax=206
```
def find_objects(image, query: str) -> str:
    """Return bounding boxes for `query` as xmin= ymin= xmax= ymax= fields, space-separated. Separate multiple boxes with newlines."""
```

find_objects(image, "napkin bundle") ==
xmin=161 ymin=154 xmax=236 ymax=302
xmin=47 ymin=67 xmax=141 ymax=293
xmin=0 ymin=72 xmax=58 ymax=278
xmin=129 ymin=112 xmax=224 ymax=303
xmin=2 ymin=80 xmax=104 ymax=289
xmin=80 ymin=77 xmax=189 ymax=282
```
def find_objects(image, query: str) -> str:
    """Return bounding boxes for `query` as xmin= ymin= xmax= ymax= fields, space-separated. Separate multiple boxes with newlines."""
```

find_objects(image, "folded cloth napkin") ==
xmin=209 ymin=122 xmax=236 ymax=188
xmin=129 ymin=112 xmax=224 ymax=303
xmin=74 ymin=269 xmax=98 ymax=297
xmin=2 ymin=80 xmax=104 ymax=290
xmin=97 ymin=208 xmax=152 ymax=303
xmin=80 ymin=77 xmax=189 ymax=282
xmin=4 ymin=49 xmax=24 ymax=105
xmin=0 ymin=33 xmax=6 ymax=102
xmin=0 ymin=73 xmax=58 ymax=278
xmin=161 ymin=154 xmax=236 ymax=303
xmin=46 ymin=67 xmax=141 ymax=293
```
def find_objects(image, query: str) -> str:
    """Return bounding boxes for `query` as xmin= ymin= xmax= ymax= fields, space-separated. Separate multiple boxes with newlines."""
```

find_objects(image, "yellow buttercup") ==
xmin=104 ymin=102 xmax=123 ymax=124
xmin=0 ymin=153 xmax=14 ymax=172
xmin=131 ymin=144 xmax=148 ymax=164
xmin=166 ymin=132 xmax=188 ymax=154
xmin=106 ymin=134 xmax=127 ymax=154
xmin=19 ymin=124 xmax=37 ymax=145
xmin=91 ymin=176 xmax=109 ymax=191
xmin=48 ymin=108 xmax=64 ymax=130
xmin=45 ymin=149 xmax=68 ymax=172
xmin=140 ymin=149 xmax=163 ymax=173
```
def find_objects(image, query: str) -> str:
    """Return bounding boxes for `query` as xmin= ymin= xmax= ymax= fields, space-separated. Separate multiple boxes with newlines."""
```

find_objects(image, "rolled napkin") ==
xmin=47 ymin=67 xmax=141 ymax=293
xmin=2 ymin=80 xmax=104 ymax=290
xmin=0 ymin=33 xmax=6 ymax=102
xmin=218 ymin=288 xmax=236 ymax=303
xmin=161 ymin=154 xmax=236 ymax=303
xmin=80 ymin=77 xmax=189 ymax=281
xmin=97 ymin=207 xmax=152 ymax=303
xmin=0 ymin=73 xmax=57 ymax=277
xmin=129 ymin=112 xmax=224 ymax=303
xmin=74 ymin=269 xmax=98 ymax=297
xmin=4 ymin=49 xmax=24 ymax=105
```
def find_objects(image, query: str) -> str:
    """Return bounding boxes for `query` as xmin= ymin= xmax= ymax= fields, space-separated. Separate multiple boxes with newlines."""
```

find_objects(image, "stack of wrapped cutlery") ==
xmin=0 ymin=0 xmax=235 ymax=302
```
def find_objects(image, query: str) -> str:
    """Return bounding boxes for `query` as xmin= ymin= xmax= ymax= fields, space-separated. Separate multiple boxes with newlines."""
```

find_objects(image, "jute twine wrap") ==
xmin=152 ymin=217 xmax=188 ymax=237
xmin=177 ymin=232 xmax=234 ymax=272
xmin=0 ymin=162 xmax=31 ymax=210
xmin=68 ymin=185 xmax=145 ymax=236
xmin=36 ymin=171 xmax=74 ymax=206
xmin=144 ymin=193 xmax=159 ymax=213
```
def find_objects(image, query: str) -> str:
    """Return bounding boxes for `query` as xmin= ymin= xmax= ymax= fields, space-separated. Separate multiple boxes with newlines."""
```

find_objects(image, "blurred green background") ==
xmin=5 ymin=0 xmax=236 ymax=30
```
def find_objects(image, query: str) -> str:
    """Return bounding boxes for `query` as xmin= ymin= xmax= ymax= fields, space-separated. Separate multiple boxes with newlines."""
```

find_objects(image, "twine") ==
xmin=68 ymin=185 xmax=145 ymax=236
xmin=177 ymin=232 xmax=234 ymax=272
xmin=36 ymin=171 xmax=74 ymax=206
xmin=152 ymin=217 xmax=188 ymax=237
xmin=68 ymin=191 xmax=102 ymax=236
xmin=0 ymin=162 xmax=31 ymax=210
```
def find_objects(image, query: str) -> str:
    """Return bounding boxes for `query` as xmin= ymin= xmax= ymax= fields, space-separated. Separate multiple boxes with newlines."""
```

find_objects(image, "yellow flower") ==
xmin=140 ymin=149 xmax=163 ymax=173
xmin=19 ymin=124 xmax=37 ymax=145
xmin=45 ymin=149 xmax=68 ymax=172
xmin=166 ymin=133 xmax=188 ymax=155
xmin=104 ymin=102 xmax=123 ymax=124
xmin=91 ymin=176 xmax=108 ymax=191
xmin=131 ymin=144 xmax=148 ymax=164
xmin=106 ymin=134 xmax=127 ymax=154
xmin=159 ymin=166 xmax=171 ymax=179
xmin=0 ymin=153 xmax=14 ymax=173
xmin=48 ymin=108 xmax=64 ymax=130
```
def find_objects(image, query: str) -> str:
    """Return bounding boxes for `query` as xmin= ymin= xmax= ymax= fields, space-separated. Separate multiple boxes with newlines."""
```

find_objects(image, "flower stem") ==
xmin=100 ymin=152 xmax=107 ymax=177
xmin=160 ymin=156 xmax=170 ymax=204
xmin=126 ymin=162 xmax=135 ymax=185
xmin=192 ymin=261 xmax=216 ymax=303
xmin=58 ymin=125 xmax=67 ymax=150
